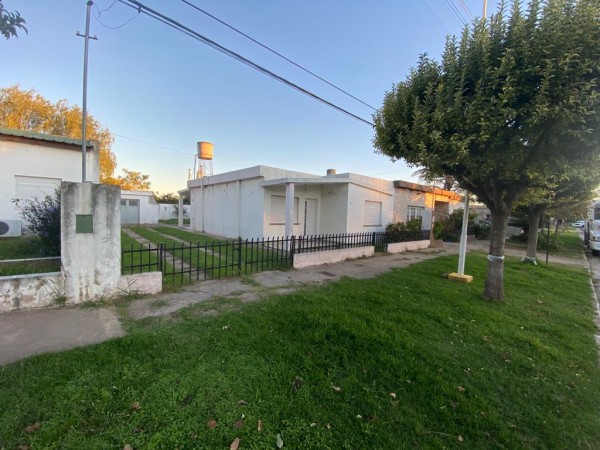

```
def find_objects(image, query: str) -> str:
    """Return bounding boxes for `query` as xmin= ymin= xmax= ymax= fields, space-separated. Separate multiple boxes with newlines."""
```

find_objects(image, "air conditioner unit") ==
xmin=0 ymin=219 xmax=22 ymax=237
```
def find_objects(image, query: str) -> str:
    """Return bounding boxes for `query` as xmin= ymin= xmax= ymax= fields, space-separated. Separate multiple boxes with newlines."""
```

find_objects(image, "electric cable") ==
xmin=112 ymin=133 xmax=194 ymax=155
xmin=180 ymin=0 xmax=377 ymax=111
xmin=420 ymin=0 xmax=451 ymax=34
xmin=456 ymin=0 xmax=474 ymax=20
xmin=444 ymin=0 xmax=467 ymax=25
xmin=117 ymin=0 xmax=375 ymax=127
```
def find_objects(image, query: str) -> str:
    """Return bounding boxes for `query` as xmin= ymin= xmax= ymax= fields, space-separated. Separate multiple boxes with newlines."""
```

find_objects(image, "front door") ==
xmin=304 ymin=199 xmax=318 ymax=235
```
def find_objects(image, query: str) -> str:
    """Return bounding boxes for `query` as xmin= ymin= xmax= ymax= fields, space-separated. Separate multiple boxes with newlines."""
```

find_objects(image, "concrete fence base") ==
xmin=387 ymin=240 xmax=430 ymax=254
xmin=293 ymin=246 xmax=374 ymax=269
xmin=0 ymin=272 xmax=162 ymax=314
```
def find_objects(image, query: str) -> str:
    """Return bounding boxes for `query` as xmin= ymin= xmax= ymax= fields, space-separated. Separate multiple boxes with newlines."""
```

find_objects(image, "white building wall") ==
xmin=190 ymin=178 xmax=264 ymax=238
xmin=158 ymin=204 xmax=190 ymax=220
xmin=121 ymin=191 xmax=159 ymax=224
xmin=393 ymin=189 xmax=429 ymax=223
xmin=0 ymin=140 xmax=98 ymax=220
xmin=320 ymin=184 xmax=349 ymax=234
xmin=347 ymin=183 xmax=394 ymax=233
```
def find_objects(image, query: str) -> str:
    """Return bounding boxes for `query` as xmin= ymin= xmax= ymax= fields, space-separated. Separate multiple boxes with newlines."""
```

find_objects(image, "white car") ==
xmin=587 ymin=221 xmax=600 ymax=256
xmin=572 ymin=220 xmax=585 ymax=228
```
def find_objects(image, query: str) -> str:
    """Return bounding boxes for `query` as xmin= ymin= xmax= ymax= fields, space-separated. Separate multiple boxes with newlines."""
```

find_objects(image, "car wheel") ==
xmin=592 ymin=250 xmax=599 ymax=256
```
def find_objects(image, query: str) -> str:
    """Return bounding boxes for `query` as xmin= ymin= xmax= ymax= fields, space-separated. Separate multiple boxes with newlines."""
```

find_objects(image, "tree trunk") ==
xmin=483 ymin=209 xmax=510 ymax=301
xmin=525 ymin=207 xmax=545 ymax=262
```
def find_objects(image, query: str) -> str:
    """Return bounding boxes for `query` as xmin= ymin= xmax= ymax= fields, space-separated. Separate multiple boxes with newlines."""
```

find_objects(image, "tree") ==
xmin=519 ymin=169 xmax=600 ymax=262
xmin=374 ymin=0 xmax=600 ymax=300
xmin=0 ymin=1 xmax=27 ymax=39
xmin=0 ymin=85 xmax=117 ymax=183
xmin=113 ymin=169 xmax=151 ymax=191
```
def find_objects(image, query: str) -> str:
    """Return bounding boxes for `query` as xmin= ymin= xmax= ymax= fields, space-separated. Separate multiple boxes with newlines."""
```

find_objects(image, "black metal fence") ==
xmin=122 ymin=230 xmax=431 ymax=285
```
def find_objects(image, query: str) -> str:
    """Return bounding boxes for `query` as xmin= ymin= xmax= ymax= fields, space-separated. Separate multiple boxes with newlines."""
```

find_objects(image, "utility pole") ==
xmin=77 ymin=1 xmax=97 ymax=182
xmin=483 ymin=0 xmax=488 ymax=18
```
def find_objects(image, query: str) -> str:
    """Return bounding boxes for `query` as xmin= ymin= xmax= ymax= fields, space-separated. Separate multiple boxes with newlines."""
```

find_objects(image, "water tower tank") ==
xmin=197 ymin=142 xmax=214 ymax=160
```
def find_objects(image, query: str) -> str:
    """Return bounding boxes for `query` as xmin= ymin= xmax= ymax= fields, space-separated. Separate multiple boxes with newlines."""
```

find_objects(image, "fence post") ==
xmin=237 ymin=237 xmax=242 ymax=275
xmin=157 ymin=243 xmax=163 ymax=272
xmin=290 ymin=235 xmax=296 ymax=267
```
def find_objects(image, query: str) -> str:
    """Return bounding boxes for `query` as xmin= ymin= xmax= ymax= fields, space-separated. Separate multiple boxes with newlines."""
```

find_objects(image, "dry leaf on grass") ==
xmin=123 ymin=445 xmax=133 ymax=450
xmin=238 ymin=399 xmax=248 ymax=406
xmin=130 ymin=402 xmax=141 ymax=411
xmin=390 ymin=392 xmax=397 ymax=399
xmin=230 ymin=437 xmax=240 ymax=450
xmin=331 ymin=385 xmax=342 ymax=392
xmin=457 ymin=386 xmax=465 ymax=393
xmin=234 ymin=419 xmax=244 ymax=429
xmin=450 ymin=401 xmax=458 ymax=409
xmin=457 ymin=435 xmax=464 ymax=442
xmin=257 ymin=420 xmax=264 ymax=432
xmin=276 ymin=433 xmax=284 ymax=448
xmin=207 ymin=419 xmax=218 ymax=429
xmin=25 ymin=422 xmax=40 ymax=433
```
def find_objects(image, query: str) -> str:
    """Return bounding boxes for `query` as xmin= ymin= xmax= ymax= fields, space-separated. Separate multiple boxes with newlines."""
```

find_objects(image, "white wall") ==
xmin=0 ymin=140 xmax=98 ymax=221
xmin=190 ymin=177 xmax=265 ymax=238
xmin=121 ymin=191 xmax=159 ymax=224
xmin=158 ymin=204 xmax=190 ymax=220
xmin=320 ymin=184 xmax=349 ymax=234
xmin=347 ymin=184 xmax=394 ymax=233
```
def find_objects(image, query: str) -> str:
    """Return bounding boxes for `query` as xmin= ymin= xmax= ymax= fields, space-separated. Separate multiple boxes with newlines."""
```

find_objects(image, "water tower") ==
xmin=195 ymin=141 xmax=213 ymax=178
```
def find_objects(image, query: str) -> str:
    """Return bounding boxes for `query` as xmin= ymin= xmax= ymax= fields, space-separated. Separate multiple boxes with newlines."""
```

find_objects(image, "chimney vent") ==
xmin=326 ymin=169 xmax=336 ymax=176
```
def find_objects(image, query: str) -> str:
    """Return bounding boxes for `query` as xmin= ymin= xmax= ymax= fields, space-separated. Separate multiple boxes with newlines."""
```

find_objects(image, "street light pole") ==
xmin=77 ymin=1 xmax=97 ymax=182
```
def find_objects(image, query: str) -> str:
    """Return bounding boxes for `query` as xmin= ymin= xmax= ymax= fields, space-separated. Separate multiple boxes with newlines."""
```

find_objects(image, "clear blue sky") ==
xmin=1 ymin=0 xmax=499 ymax=194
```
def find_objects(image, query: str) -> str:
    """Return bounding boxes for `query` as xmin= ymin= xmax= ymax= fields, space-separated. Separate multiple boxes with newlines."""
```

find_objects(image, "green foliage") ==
xmin=13 ymin=189 xmax=61 ymax=256
xmin=385 ymin=218 xmax=422 ymax=233
xmin=537 ymin=230 xmax=564 ymax=252
xmin=0 ymin=1 xmax=26 ymax=39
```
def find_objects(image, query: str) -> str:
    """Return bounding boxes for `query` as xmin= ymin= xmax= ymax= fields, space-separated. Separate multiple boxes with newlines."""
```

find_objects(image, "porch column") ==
xmin=285 ymin=182 xmax=295 ymax=237
xmin=177 ymin=194 xmax=184 ymax=227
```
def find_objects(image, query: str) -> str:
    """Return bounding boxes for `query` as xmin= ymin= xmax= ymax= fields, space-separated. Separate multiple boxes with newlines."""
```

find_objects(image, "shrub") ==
xmin=385 ymin=219 xmax=423 ymax=243
xmin=537 ymin=230 xmax=563 ymax=252
xmin=13 ymin=189 xmax=61 ymax=256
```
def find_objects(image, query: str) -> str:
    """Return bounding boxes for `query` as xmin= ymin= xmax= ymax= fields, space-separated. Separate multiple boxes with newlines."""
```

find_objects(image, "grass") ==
xmin=158 ymin=218 xmax=190 ymax=225
xmin=0 ymin=235 xmax=60 ymax=276
xmin=1 ymin=253 xmax=599 ymax=448
xmin=0 ymin=235 xmax=42 ymax=260
xmin=507 ymin=229 xmax=584 ymax=259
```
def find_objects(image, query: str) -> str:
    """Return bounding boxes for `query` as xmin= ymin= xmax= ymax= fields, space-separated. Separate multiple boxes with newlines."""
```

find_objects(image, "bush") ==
xmin=537 ymin=230 xmax=563 ymax=252
xmin=13 ymin=189 xmax=61 ymax=256
xmin=385 ymin=219 xmax=423 ymax=243
xmin=471 ymin=220 xmax=491 ymax=239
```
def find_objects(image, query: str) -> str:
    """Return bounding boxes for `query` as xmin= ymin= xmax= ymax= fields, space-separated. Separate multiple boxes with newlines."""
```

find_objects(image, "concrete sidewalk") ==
xmin=0 ymin=240 xmax=587 ymax=366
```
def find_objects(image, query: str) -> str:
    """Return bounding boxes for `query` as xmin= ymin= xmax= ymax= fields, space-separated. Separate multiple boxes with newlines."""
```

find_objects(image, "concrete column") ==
xmin=237 ymin=179 xmax=242 ymax=238
xmin=61 ymin=182 xmax=121 ymax=303
xmin=285 ymin=182 xmax=295 ymax=237
xmin=178 ymin=194 xmax=184 ymax=228
xmin=201 ymin=180 xmax=205 ymax=232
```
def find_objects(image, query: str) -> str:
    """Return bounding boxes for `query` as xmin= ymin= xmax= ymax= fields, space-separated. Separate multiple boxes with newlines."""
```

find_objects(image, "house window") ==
xmin=364 ymin=201 xmax=382 ymax=226
xmin=407 ymin=206 xmax=424 ymax=222
xmin=15 ymin=175 xmax=61 ymax=201
xmin=270 ymin=195 xmax=299 ymax=224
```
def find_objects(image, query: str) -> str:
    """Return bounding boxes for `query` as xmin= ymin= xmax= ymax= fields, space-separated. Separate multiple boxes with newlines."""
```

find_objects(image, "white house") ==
xmin=0 ymin=127 xmax=99 ymax=236
xmin=120 ymin=190 xmax=159 ymax=225
xmin=182 ymin=165 xmax=395 ymax=239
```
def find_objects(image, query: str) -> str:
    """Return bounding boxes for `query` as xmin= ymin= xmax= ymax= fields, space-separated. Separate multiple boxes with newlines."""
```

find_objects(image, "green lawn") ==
xmin=0 ymin=235 xmax=42 ymax=260
xmin=1 ymin=254 xmax=599 ymax=448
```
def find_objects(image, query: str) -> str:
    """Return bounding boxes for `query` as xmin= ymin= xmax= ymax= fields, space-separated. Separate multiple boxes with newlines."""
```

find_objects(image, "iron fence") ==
xmin=122 ymin=230 xmax=431 ymax=285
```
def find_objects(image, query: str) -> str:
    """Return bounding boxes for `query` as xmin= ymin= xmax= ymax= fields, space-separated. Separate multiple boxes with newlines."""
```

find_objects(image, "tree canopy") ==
xmin=0 ymin=1 xmax=26 ymax=39
xmin=374 ymin=0 xmax=600 ymax=300
xmin=0 ymin=85 xmax=151 ymax=189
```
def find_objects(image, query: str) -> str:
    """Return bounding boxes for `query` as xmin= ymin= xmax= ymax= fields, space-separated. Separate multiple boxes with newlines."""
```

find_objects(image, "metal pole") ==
xmin=457 ymin=192 xmax=470 ymax=275
xmin=77 ymin=1 xmax=97 ymax=182
xmin=546 ymin=216 xmax=550 ymax=265
xmin=483 ymin=0 xmax=488 ymax=18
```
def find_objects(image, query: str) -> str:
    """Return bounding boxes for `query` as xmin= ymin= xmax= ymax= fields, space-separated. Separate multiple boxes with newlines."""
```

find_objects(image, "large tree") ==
xmin=374 ymin=0 xmax=600 ymax=300
xmin=0 ymin=1 xmax=26 ymax=39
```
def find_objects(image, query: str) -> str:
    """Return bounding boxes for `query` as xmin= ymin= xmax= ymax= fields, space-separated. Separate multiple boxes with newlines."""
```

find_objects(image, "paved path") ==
xmin=0 ymin=240 xmax=589 ymax=366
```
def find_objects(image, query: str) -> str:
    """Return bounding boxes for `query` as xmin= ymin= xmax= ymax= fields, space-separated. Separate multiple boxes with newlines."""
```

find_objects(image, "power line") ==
xmin=112 ymin=132 xmax=194 ymax=155
xmin=180 ymin=0 xmax=377 ymax=111
xmin=457 ymin=0 xmax=474 ymax=20
xmin=117 ymin=0 xmax=375 ymax=127
xmin=444 ymin=0 xmax=467 ymax=26
xmin=420 ymin=0 xmax=451 ymax=34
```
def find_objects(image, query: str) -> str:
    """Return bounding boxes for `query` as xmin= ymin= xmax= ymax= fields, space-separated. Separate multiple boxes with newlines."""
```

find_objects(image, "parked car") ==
xmin=586 ymin=220 xmax=600 ymax=256
xmin=572 ymin=220 xmax=585 ymax=228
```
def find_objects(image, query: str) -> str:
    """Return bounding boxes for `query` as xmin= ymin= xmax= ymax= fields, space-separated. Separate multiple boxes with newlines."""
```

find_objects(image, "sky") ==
xmin=1 ymin=0 xmax=500 ymax=194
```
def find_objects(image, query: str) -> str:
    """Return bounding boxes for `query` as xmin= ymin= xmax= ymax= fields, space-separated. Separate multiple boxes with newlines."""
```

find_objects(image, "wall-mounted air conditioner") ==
xmin=0 ymin=220 xmax=22 ymax=237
